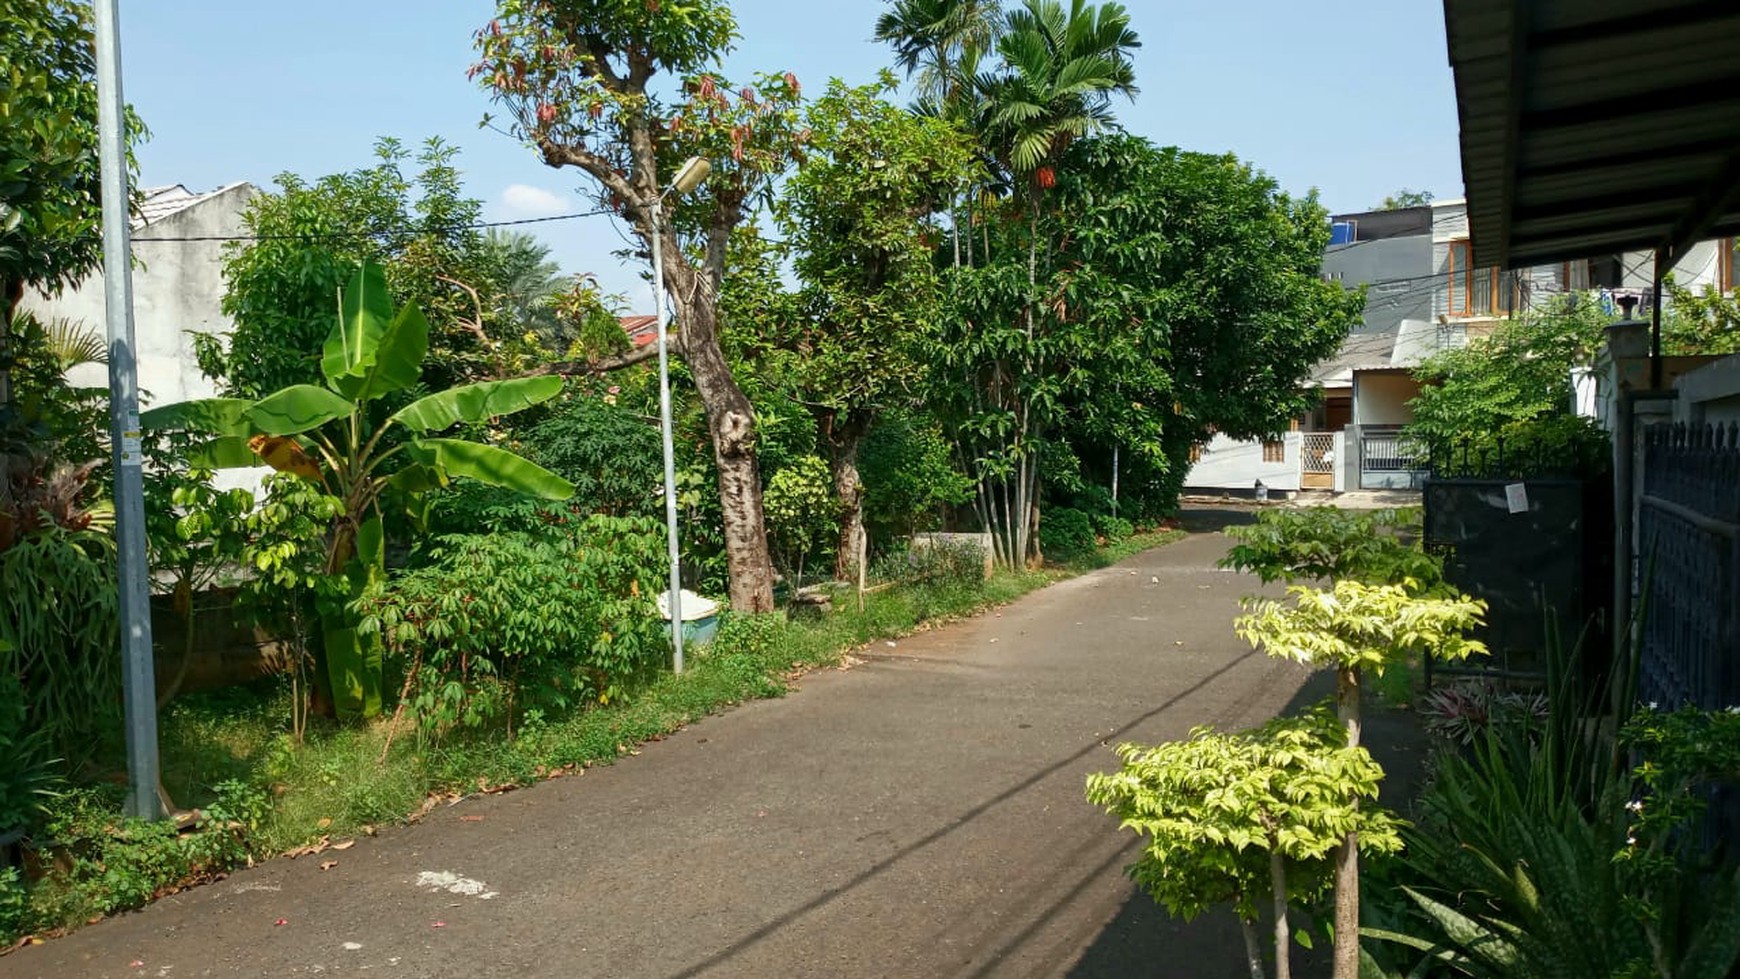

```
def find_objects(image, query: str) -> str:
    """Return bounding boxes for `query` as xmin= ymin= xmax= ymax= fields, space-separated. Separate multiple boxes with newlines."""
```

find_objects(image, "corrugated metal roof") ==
xmin=134 ymin=183 xmax=249 ymax=227
xmin=619 ymin=314 xmax=658 ymax=347
xmin=1445 ymin=0 xmax=1740 ymax=269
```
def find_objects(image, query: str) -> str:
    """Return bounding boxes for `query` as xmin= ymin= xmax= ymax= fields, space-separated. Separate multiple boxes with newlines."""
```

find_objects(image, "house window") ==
xmin=1447 ymin=240 xmax=1520 ymax=316
xmin=1262 ymin=440 xmax=1285 ymax=463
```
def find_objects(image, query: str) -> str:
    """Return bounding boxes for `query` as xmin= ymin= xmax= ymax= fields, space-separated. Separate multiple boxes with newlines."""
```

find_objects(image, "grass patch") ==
xmin=5 ymin=530 xmax=1180 ymax=943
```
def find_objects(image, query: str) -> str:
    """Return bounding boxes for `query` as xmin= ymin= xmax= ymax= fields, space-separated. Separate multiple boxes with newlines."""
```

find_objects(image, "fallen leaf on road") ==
xmin=1174 ymin=641 xmax=1185 ymax=646
xmin=988 ymin=638 xmax=999 ymax=643
xmin=330 ymin=840 xmax=356 ymax=851
xmin=286 ymin=836 xmax=330 ymax=858
xmin=1150 ymin=576 xmax=1159 ymax=583
xmin=275 ymin=918 xmax=288 ymax=927
xmin=319 ymin=860 xmax=338 ymax=872
xmin=129 ymin=960 xmax=144 ymax=968
xmin=459 ymin=815 xmax=484 ymax=823
xmin=432 ymin=921 xmax=446 ymax=929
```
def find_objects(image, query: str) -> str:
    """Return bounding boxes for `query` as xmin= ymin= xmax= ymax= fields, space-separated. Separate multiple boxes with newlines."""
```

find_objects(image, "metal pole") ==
xmin=93 ymin=0 xmax=162 ymax=820
xmin=648 ymin=199 xmax=685 ymax=674
xmin=1650 ymin=249 xmax=1664 ymax=391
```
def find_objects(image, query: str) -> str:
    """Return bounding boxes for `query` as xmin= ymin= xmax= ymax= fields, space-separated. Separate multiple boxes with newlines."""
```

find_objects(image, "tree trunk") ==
xmin=1333 ymin=666 xmax=1363 ymax=979
xmin=1271 ymin=849 xmax=1293 ymax=979
xmin=0 ymin=279 xmax=21 ymax=512
xmin=673 ymin=283 xmax=775 ymax=613
xmin=1240 ymin=913 xmax=1268 ymax=979
xmin=822 ymin=409 xmax=871 ymax=583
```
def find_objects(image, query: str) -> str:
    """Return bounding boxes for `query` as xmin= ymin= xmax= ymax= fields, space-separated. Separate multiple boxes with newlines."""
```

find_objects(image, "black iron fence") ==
xmin=1637 ymin=422 xmax=1740 ymax=709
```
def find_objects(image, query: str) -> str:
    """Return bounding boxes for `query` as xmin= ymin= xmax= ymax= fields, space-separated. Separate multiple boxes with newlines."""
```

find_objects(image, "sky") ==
xmin=119 ymin=0 xmax=1463 ymax=311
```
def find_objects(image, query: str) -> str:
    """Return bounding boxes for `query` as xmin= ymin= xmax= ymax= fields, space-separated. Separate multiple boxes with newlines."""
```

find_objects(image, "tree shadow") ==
xmin=1173 ymin=506 xmax=1262 ymax=535
xmin=1066 ymin=670 xmax=1435 ymax=978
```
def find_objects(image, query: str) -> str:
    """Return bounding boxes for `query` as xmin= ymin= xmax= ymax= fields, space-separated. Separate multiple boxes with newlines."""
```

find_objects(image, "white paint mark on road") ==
xmin=416 ymin=870 xmax=498 ymax=899
xmin=229 ymin=881 xmax=281 ymax=894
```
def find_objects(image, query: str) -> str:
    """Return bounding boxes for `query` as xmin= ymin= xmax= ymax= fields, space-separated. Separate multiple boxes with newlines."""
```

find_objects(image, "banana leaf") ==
xmin=140 ymin=398 xmax=253 ymax=436
xmin=321 ymin=262 xmax=394 ymax=399
xmin=321 ymin=624 xmax=382 ymax=721
xmin=348 ymin=303 xmax=429 ymax=405
xmin=247 ymin=384 xmax=354 ymax=436
xmin=407 ymin=438 xmax=573 ymax=500
xmin=390 ymin=376 xmax=564 ymax=434
xmin=186 ymin=436 xmax=265 ymax=470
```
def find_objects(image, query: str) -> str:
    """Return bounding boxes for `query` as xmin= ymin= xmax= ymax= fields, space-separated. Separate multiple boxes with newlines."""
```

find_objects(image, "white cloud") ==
xmin=497 ymin=183 xmax=570 ymax=219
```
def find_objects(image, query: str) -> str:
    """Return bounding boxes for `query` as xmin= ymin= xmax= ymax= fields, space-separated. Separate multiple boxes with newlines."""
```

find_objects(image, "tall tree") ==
xmin=473 ymin=0 xmax=807 ymax=612
xmin=930 ymin=0 xmax=1140 ymax=566
xmin=874 ymin=0 xmax=1002 ymax=108
xmin=741 ymin=77 xmax=977 ymax=579
xmin=0 ymin=0 xmax=142 ymax=507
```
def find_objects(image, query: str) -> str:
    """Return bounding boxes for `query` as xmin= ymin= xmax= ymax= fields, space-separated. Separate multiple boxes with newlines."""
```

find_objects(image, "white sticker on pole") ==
xmin=119 ymin=410 xmax=143 ymax=467
xmin=1504 ymin=482 xmax=1528 ymax=514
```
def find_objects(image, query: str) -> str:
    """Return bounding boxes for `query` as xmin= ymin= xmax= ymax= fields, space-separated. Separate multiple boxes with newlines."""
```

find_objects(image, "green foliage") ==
xmin=0 ymin=0 xmax=143 ymax=302
xmin=1236 ymin=580 xmax=1487 ymax=676
xmin=0 ymin=659 xmax=59 ymax=832
xmin=859 ymin=411 xmax=974 ymax=541
xmin=1221 ymin=507 xmax=1442 ymax=591
xmin=1376 ymin=188 xmax=1433 ymax=210
xmin=1088 ymin=707 xmax=1402 ymax=925
xmin=1663 ymin=269 xmax=1740 ymax=356
xmin=763 ymin=455 xmax=835 ymax=581
xmin=0 ymin=527 xmax=118 ymax=771
xmin=524 ymin=387 xmax=662 ymax=517
xmin=1367 ymin=705 xmax=1740 ymax=979
xmin=1 ymin=785 xmax=253 ymax=943
xmin=1406 ymin=297 xmax=1610 ymax=448
xmin=148 ymin=262 xmax=571 ymax=720
xmin=360 ymin=516 xmax=667 ymax=736
xmin=206 ymin=138 xmax=526 ymax=398
xmin=1093 ymin=513 xmax=1134 ymax=542
xmin=876 ymin=538 xmax=990 ymax=590
xmin=0 ymin=311 xmax=108 ymax=480
xmin=1039 ymin=505 xmax=1095 ymax=559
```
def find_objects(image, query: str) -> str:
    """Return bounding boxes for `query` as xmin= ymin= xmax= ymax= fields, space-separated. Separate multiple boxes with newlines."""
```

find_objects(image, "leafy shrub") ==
xmin=1093 ymin=513 xmax=1135 ymax=543
xmin=876 ymin=538 xmax=988 ymax=589
xmin=763 ymin=455 xmax=836 ymax=582
xmin=1221 ymin=506 xmax=1442 ymax=591
xmin=1416 ymin=679 xmax=1548 ymax=745
xmin=0 ymin=664 xmax=59 ymax=833
xmin=523 ymin=391 xmax=663 ymax=518
xmin=860 ymin=412 xmax=974 ymax=540
xmin=360 ymin=515 xmax=667 ymax=737
xmin=0 ymin=527 xmax=119 ymax=770
xmin=5 ymin=785 xmax=253 ymax=942
xmin=1039 ymin=506 xmax=1095 ymax=559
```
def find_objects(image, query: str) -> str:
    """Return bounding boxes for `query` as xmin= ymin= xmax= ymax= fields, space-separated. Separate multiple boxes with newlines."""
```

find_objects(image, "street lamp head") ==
xmin=671 ymin=157 xmax=712 ymax=196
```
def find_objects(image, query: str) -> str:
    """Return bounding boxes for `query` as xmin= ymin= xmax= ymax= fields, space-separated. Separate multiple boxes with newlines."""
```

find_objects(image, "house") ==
xmin=22 ymin=182 xmax=257 ymax=408
xmin=1442 ymin=0 xmax=1740 ymax=710
xmin=1185 ymin=194 xmax=1736 ymax=494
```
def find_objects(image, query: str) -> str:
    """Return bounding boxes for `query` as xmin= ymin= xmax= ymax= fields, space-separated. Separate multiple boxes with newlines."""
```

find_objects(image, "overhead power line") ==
xmin=131 ymin=206 xmax=620 ymax=243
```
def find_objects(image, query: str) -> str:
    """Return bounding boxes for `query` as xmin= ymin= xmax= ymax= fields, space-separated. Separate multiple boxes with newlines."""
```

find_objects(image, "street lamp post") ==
xmin=648 ymin=157 xmax=710 ymax=675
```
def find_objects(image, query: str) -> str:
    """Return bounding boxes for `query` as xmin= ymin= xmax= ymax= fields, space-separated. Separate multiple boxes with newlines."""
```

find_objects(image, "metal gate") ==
xmin=1301 ymin=433 xmax=1335 ymax=490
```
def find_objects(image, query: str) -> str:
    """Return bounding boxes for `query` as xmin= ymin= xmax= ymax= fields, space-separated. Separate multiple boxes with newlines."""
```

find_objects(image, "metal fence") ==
xmin=1359 ymin=427 xmax=1424 ymax=490
xmin=1637 ymin=422 xmax=1740 ymax=709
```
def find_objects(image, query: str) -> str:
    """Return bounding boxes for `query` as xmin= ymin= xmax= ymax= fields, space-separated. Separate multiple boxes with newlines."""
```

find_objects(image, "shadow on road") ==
xmin=1066 ymin=669 xmax=1433 ymax=978
xmin=1173 ymin=506 xmax=1261 ymax=535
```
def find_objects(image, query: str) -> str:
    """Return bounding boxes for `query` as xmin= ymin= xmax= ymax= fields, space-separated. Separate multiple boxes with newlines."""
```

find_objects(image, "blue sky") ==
xmin=120 ymin=0 xmax=1461 ymax=310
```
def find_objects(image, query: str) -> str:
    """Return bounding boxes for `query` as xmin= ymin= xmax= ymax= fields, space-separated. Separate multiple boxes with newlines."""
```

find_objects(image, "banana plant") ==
xmin=143 ymin=261 xmax=572 ymax=719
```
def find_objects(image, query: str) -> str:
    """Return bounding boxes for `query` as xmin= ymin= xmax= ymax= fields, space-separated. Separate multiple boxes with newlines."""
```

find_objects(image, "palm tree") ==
xmin=874 ymin=0 xmax=1002 ymax=110
xmin=475 ymin=229 xmax=566 ymax=344
xmin=969 ymin=0 xmax=1139 ymax=567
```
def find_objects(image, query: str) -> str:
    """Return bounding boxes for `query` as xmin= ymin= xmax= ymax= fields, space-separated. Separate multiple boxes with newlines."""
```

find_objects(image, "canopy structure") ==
xmin=1445 ymin=0 xmax=1740 ymax=271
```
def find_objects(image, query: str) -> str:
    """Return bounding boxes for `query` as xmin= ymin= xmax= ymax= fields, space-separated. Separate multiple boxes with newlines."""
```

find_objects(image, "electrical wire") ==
xmin=130 ymin=205 xmax=619 ymax=243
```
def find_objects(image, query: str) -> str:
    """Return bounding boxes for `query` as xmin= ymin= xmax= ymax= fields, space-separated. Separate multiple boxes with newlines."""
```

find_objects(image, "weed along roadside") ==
xmin=0 ymin=529 xmax=1182 ymax=948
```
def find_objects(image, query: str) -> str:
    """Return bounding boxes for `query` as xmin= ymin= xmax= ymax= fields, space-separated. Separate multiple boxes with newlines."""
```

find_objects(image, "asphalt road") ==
xmin=11 ymin=516 xmax=1336 ymax=979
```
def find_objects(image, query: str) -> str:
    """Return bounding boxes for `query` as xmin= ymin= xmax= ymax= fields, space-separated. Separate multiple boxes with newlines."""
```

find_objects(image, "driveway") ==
xmin=13 ymin=517 xmax=1330 ymax=979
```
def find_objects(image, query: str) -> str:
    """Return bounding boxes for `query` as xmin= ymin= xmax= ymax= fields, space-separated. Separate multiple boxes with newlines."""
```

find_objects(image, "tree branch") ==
xmin=537 ymin=136 xmax=636 ymax=207
xmin=530 ymin=340 xmax=666 ymax=377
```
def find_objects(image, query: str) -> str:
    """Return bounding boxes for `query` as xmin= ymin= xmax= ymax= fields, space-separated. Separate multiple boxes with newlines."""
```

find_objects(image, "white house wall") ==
xmin=1183 ymin=432 xmax=1303 ymax=492
xmin=1352 ymin=372 xmax=1418 ymax=427
xmin=24 ymin=184 xmax=267 ymax=494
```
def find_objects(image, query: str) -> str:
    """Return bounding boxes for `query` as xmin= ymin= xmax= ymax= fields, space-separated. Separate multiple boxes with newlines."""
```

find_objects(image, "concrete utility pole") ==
xmin=94 ymin=0 xmax=162 ymax=820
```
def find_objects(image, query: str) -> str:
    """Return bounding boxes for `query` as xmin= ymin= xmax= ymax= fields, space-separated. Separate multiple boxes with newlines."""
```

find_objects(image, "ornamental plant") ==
xmin=1220 ymin=507 xmax=1441 ymax=592
xmin=143 ymin=261 xmax=572 ymax=720
xmin=1087 ymin=707 xmax=1402 ymax=979
xmin=1236 ymin=580 xmax=1486 ymax=979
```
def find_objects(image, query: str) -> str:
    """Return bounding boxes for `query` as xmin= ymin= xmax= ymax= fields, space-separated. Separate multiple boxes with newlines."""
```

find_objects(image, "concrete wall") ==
xmin=1675 ymin=353 xmax=1740 ymax=425
xmin=1352 ymin=371 xmax=1419 ymax=426
xmin=1184 ymin=431 xmax=1303 ymax=492
xmin=26 ymin=184 xmax=257 ymax=408
xmin=22 ymin=184 xmax=267 ymax=493
xmin=1324 ymin=235 xmax=1433 ymax=336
